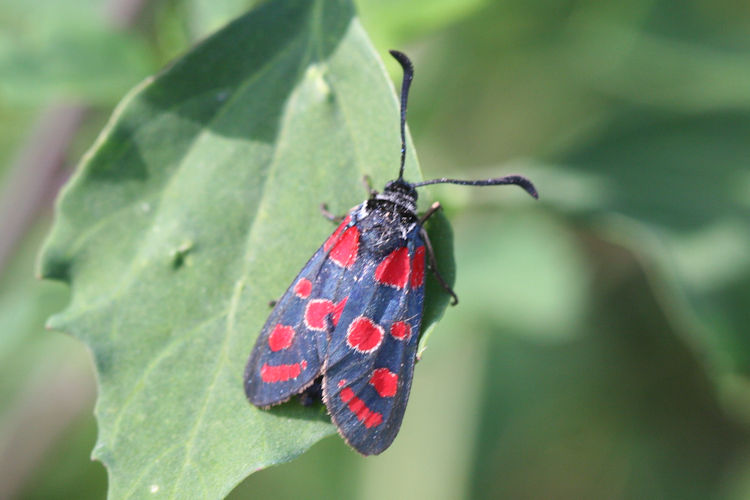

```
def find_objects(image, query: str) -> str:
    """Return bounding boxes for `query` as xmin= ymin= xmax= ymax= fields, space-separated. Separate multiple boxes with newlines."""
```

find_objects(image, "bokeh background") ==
xmin=2 ymin=0 xmax=750 ymax=498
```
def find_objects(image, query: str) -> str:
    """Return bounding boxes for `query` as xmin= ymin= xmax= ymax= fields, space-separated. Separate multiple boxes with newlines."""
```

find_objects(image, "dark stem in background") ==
xmin=0 ymin=106 xmax=86 ymax=274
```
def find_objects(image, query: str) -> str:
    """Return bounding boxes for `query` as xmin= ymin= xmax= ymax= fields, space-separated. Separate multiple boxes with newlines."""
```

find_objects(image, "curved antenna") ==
xmin=389 ymin=50 xmax=414 ymax=181
xmin=413 ymin=175 xmax=539 ymax=199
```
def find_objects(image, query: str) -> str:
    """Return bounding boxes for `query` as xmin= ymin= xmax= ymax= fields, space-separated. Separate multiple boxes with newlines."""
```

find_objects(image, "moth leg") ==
xmin=419 ymin=202 xmax=458 ymax=304
xmin=298 ymin=376 xmax=323 ymax=406
xmin=362 ymin=175 xmax=378 ymax=197
xmin=320 ymin=203 xmax=344 ymax=223
xmin=420 ymin=201 xmax=442 ymax=224
xmin=420 ymin=226 xmax=459 ymax=306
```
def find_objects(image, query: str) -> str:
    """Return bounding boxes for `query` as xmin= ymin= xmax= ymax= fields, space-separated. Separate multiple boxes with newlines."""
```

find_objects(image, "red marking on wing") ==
xmin=305 ymin=297 xmax=348 ymax=331
xmin=305 ymin=300 xmax=333 ymax=330
xmin=329 ymin=226 xmax=360 ymax=268
xmin=268 ymin=324 xmax=295 ymax=351
xmin=324 ymin=215 xmax=351 ymax=251
xmin=410 ymin=246 xmax=425 ymax=288
xmin=346 ymin=316 xmax=384 ymax=353
xmin=338 ymin=379 xmax=347 ymax=388
xmin=294 ymin=278 xmax=312 ymax=299
xmin=369 ymin=368 xmax=398 ymax=398
xmin=390 ymin=321 xmax=412 ymax=341
xmin=260 ymin=360 xmax=307 ymax=383
xmin=374 ymin=247 xmax=410 ymax=288
xmin=340 ymin=387 xmax=383 ymax=428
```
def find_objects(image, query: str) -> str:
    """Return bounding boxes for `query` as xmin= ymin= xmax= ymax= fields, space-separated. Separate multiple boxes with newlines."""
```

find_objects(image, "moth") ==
xmin=244 ymin=50 xmax=537 ymax=455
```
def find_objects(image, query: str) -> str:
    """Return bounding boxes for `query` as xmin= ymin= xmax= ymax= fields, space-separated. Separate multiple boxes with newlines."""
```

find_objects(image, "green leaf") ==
xmin=38 ymin=0 xmax=453 ymax=498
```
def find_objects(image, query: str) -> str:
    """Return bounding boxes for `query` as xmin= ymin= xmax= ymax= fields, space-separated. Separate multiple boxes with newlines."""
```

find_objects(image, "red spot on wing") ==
xmin=329 ymin=226 xmax=360 ymax=268
xmin=346 ymin=316 xmax=384 ymax=353
xmin=305 ymin=299 xmax=333 ymax=330
xmin=260 ymin=360 xmax=307 ymax=383
xmin=369 ymin=368 xmax=398 ymax=398
xmin=268 ymin=324 xmax=295 ymax=351
xmin=338 ymin=379 xmax=347 ymax=388
xmin=340 ymin=387 xmax=383 ymax=428
xmin=294 ymin=278 xmax=312 ymax=298
xmin=410 ymin=246 xmax=426 ymax=288
xmin=305 ymin=297 xmax=348 ymax=331
xmin=390 ymin=321 xmax=412 ymax=341
xmin=374 ymin=247 xmax=410 ymax=288
xmin=324 ymin=215 xmax=351 ymax=251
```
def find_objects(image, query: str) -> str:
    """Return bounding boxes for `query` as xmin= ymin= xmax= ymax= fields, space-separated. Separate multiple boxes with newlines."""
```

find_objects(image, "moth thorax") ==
xmin=379 ymin=180 xmax=418 ymax=214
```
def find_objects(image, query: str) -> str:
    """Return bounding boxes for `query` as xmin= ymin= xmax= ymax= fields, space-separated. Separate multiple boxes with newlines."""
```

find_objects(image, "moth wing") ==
xmin=244 ymin=214 xmax=362 ymax=407
xmin=322 ymin=231 xmax=426 ymax=455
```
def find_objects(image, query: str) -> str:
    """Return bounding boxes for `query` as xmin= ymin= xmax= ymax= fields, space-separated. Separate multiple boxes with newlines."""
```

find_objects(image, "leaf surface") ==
xmin=38 ymin=1 xmax=453 ymax=497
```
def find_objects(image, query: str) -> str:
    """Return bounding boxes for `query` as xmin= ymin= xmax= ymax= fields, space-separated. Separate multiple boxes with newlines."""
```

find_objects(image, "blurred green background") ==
xmin=2 ymin=0 xmax=750 ymax=498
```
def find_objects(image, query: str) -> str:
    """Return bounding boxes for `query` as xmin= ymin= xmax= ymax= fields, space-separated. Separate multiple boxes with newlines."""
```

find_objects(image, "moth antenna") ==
xmin=413 ymin=175 xmax=539 ymax=199
xmin=389 ymin=50 xmax=414 ymax=181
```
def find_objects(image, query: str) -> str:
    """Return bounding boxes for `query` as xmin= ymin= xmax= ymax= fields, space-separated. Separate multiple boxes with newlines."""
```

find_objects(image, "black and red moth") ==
xmin=244 ymin=50 xmax=538 ymax=455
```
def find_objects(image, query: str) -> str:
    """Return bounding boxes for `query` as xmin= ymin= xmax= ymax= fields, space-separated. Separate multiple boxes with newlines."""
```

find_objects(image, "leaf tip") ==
xmin=45 ymin=312 xmax=67 ymax=332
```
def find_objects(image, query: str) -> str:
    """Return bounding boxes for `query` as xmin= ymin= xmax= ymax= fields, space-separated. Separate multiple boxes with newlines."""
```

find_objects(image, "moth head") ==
xmin=383 ymin=179 xmax=418 ymax=203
